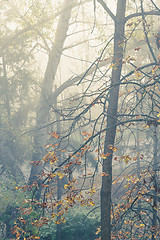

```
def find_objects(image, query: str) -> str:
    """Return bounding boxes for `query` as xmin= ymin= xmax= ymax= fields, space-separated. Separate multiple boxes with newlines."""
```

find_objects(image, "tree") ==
xmin=97 ymin=1 xmax=160 ymax=238
xmin=18 ymin=0 xmax=160 ymax=238
xmin=28 ymin=0 xmax=74 ymax=198
xmin=100 ymin=1 xmax=126 ymax=239
xmin=1 ymin=0 xmax=160 ymax=239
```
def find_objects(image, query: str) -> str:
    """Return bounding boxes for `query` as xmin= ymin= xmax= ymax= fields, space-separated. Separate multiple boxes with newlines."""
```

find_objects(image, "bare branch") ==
xmin=125 ymin=10 xmax=160 ymax=23
xmin=97 ymin=0 xmax=116 ymax=22
xmin=0 ymin=0 xmax=92 ymax=55
xmin=52 ymin=58 xmax=112 ymax=100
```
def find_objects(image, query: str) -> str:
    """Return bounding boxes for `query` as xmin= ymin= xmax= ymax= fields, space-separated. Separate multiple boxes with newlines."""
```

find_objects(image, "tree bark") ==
xmin=101 ymin=1 xmax=126 ymax=239
xmin=152 ymin=126 xmax=158 ymax=239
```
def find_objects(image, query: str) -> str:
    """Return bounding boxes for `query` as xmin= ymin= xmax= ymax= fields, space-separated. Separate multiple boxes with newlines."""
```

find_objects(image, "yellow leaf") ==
xmin=61 ymin=217 xmax=66 ymax=223
xmin=90 ymin=187 xmax=96 ymax=196
xmin=64 ymin=184 xmax=68 ymax=189
xmin=55 ymin=220 xmax=61 ymax=224
xmin=96 ymin=227 xmax=101 ymax=235
xmin=121 ymin=155 xmax=132 ymax=164
xmin=109 ymin=63 xmax=114 ymax=69
xmin=51 ymin=213 xmax=56 ymax=218
xmin=57 ymin=172 xmax=65 ymax=179
xmin=140 ymin=224 xmax=145 ymax=227
xmin=88 ymin=200 xmax=95 ymax=206
xmin=135 ymin=70 xmax=141 ymax=79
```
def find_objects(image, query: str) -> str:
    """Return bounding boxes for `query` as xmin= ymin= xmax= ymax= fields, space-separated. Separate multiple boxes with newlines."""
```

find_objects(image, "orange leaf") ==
xmin=50 ymin=132 xmax=60 ymax=139
xmin=101 ymin=172 xmax=109 ymax=176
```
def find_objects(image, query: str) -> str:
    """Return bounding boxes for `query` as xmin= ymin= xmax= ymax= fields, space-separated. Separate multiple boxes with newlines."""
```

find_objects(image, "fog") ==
xmin=0 ymin=0 xmax=160 ymax=239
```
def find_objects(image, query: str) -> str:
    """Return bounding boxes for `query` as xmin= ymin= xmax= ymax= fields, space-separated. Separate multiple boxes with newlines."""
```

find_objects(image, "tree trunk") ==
xmin=101 ymin=1 xmax=126 ymax=239
xmin=28 ymin=0 xmax=73 ymax=198
xmin=136 ymin=95 xmax=141 ymax=212
xmin=55 ymin=97 xmax=63 ymax=240
xmin=152 ymin=125 xmax=158 ymax=239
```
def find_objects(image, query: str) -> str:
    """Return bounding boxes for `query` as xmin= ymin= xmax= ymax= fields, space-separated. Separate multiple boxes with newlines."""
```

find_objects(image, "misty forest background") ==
xmin=0 ymin=0 xmax=160 ymax=239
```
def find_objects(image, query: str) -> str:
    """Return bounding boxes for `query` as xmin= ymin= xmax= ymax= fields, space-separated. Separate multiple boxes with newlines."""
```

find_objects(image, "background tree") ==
xmin=1 ymin=0 xmax=160 ymax=240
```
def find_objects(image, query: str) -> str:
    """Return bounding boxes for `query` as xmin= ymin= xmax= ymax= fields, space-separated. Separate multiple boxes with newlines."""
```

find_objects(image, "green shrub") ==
xmin=40 ymin=207 xmax=100 ymax=240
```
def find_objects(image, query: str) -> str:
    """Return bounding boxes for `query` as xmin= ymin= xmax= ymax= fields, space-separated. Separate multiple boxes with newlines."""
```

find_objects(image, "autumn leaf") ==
xmin=135 ymin=70 xmax=142 ymax=79
xmin=50 ymin=131 xmax=60 ymax=139
xmin=81 ymin=200 xmax=86 ymax=206
xmin=96 ymin=226 xmax=101 ymax=235
xmin=120 ymin=155 xmax=132 ymax=164
xmin=134 ymin=47 xmax=141 ymax=51
xmin=50 ymin=157 xmax=57 ymax=165
xmin=88 ymin=199 xmax=95 ymax=206
xmin=55 ymin=220 xmax=61 ymax=224
xmin=109 ymin=63 xmax=115 ymax=69
xmin=30 ymin=160 xmax=41 ymax=166
xmin=41 ymin=184 xmax=50 ymax=188
xmin=61 ymin=217 xmax=66 ymax=223
xmin=101 ymin=172 xmax=109 ymax=176
xmin=90 ymin=187 xmax=96 ymax=196
xmin=51 ymin=213 xmax=56 ymax=218
xmin=108 ymin=145 xmax=119 ymax=151
xmin=101 ymin=153 xmax=110 ymax=158
xmin=64 ymin=184 xmax=68 ymax=189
